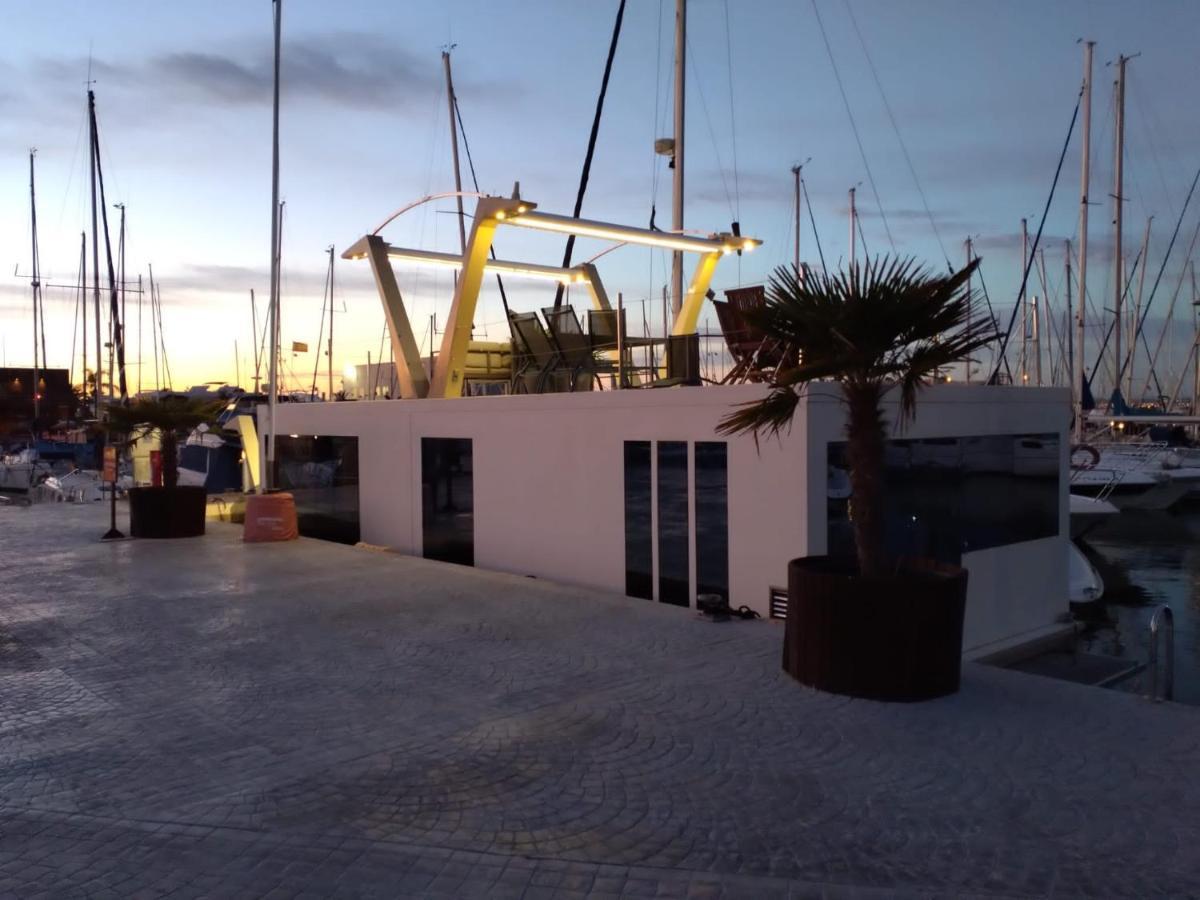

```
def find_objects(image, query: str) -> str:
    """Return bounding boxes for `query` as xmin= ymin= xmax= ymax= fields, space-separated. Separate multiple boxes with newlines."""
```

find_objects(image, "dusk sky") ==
xmin=2 ymin=0 xmax=1199 ymax=394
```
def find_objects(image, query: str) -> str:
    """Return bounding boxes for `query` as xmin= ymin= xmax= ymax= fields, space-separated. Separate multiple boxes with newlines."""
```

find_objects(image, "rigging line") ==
xmin=311 ymin=256 xmax=331 ymax=396
xmin=1130 ymin=77 xmax=1180 ymax=222
xmin=650 ymin=0 xmax=665 ymax=206
xmin=1119 ymin=165 xmax=1200 ymax=395
xmin=801 ymin=173 xmax=827 ymax=276
xmin=685 ymin=32 xmax=736 ymax=222
xmin=810 ymin=0 xmax=895 ymax=252
xmin=841 ymin=0 xmax=947 ymax=268
xmin=973 ymin=263 xmax=1011 ymax=380
xmin=452 ymin=95 xmax=512 ymax=319
xmin=1085 ymin=248 xmax=1142 ymax=391
xmin=553 ymin=0 xmax=627 ymax=310
xmin=722 ymin=0 xmax=740 ymax=223
xmin=988 ymin=85 xmax=1082 ymax=384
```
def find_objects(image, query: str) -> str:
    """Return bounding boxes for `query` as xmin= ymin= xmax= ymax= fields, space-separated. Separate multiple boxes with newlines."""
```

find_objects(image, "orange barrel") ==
xmin=243 ymin=492 xmax=299 ymax=543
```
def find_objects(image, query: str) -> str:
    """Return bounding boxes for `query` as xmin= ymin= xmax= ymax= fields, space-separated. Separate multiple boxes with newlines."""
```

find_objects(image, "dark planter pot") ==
xmin=128 ymin=486 xmax=207 ymax=539
xmin=784 ymin=556 xmax=968 ymax=702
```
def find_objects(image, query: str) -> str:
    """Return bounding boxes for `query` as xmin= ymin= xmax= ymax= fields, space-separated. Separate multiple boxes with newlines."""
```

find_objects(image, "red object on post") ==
xmin=102 ymin=446 xmax=118 ymax=483
xmin=149 ymin=450 xmax=162 ymax=487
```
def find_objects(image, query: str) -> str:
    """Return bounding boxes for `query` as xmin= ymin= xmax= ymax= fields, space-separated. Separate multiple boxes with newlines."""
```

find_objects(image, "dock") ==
xmin=2 ymin=502 xmax=1198 ymax=898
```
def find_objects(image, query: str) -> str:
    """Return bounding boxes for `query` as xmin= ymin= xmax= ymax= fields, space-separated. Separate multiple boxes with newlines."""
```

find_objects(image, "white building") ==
xmin=267 ymin=382 xmax=1069 ymax=657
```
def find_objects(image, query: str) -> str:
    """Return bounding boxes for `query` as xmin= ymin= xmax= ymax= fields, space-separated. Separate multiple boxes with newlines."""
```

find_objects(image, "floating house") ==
xmin=264 ymin=195 xmax=1070 ymax=658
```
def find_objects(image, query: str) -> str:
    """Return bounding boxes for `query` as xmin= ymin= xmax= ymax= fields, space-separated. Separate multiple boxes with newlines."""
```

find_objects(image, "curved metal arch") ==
xmin=370 ymin=191 xmax=487 ymax=236
xmin=582 ymin=228 xmax=725 ymax=265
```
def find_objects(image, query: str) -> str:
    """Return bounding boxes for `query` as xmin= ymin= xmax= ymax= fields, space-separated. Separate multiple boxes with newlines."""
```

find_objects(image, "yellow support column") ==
xmin=672 ymin=250 xmax=722 ymax=335
xmin=431 ymin=197 xmax=529 ymax=398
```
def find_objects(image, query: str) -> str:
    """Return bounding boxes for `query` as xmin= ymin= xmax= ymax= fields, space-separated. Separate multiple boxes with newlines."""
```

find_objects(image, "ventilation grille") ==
xmin=769 ymin=586 xmax=788 ymax=620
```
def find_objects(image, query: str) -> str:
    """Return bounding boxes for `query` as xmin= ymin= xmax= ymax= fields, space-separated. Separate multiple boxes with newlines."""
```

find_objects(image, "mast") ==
xmin=1065 ymin=240 xmax=1073 ymax=394
xmin=81 ymin=232 xmax=87 ymax=404
xmin=1129 ymin=216 xmax=1152 ymax=397
xmin=1075 ymin=40 xmax=1093 ymax=442
xmin=965 ymin=236 xmax=974 ymax=383
xmin=148 ymin=263 xmax=160 ymax=391
xmin=670 ymin=0 xmax=686 ymax=317
xmin=792 ymin=164 xmax=801 ymax=276
xmin=442 ymin=50 xmax=467 ymax=256
xmin=265 ymin=0 xmax=282 ymax=492
xmin=29 ymin=150 xmax=41 ymax=427
xmin=1020 ymin=217 xmax=1028 ymax=382
xmin=849 ymin=186 xmax=857 ymax=268
xmin=328 ymin=245 xmax=335 ymax=400
xmin=137 ymin=273 xmax=143 ymax=396
xmin=118 ymin=205 xmax=126 ymax=397
xmin=89 ymin=90 xmax=102 ymax=417
xmin=1112 ymin=54 xmax=1128 ymax=404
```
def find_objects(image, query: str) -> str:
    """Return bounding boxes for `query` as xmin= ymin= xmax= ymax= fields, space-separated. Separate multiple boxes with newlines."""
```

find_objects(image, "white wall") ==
xmin=271 ymin=382 xmax=1070 ymax=653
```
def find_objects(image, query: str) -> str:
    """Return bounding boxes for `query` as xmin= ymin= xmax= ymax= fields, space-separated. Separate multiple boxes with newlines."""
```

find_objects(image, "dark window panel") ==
xmin=624 ymin=441 xmax=653 ymax=600
xmin=421 ymin=437 xmax=474 ymax=566
xmin=275 ymin=435 xmax=360 ymax=545
xmin=694 ymin=441 xmax=729 ymax=601
xmin=657 ymin=441 xmax=690 ymax=607
xmin=828 ymin=433 xmax=1060 ymax=566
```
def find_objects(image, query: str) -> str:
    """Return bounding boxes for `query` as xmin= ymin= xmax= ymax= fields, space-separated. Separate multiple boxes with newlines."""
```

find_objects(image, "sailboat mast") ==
xmin=791 ymin=164 xmax=801 ymax=276
xmin=1129 ymin=216 xmax=1152 ymax=397
xmin=137 ymin=273 xmax=143 ymax=396
xmin=29 ymin=150 xmax=41 ymax=427
xmin=1065 ymin=239 xmax=1073 ymax=394
xmin=965 ymin=236 xmax=974 ymax=383
xmin=1020 ymin=217 xmax=1029 ymax=382
xmin=670 ymin=0 xmax=686 ymax=317
xmin=328 ymin=245 xmax=335 ymax=400
xmin=89 ymin=90 xmax=102 ymax=416
xmin=849 ymin=187 xmax=857 ymax=268
xmin=442 ymin=50 xmax=467 ymax=255
xmin=250 ymin=289 xmax=261 ymax=392
xmin=265 ymin=0 xmax=282 ymax=492
xmin=81 ymin=232 xmax=87 ymax=402
xmin=1075 ymin=40 xmax=1093 ymax=442
xmin=1112 ymin=54 xmax=1128 ymax=404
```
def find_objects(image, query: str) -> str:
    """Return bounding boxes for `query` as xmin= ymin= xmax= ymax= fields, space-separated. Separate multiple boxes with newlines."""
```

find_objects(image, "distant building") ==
xmin=0 ymin=368 xmax=76 ymax=437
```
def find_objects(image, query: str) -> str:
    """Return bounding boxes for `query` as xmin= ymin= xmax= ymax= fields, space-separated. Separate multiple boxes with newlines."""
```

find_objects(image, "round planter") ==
xmin=128 ymin=486 xmax=207 ymax=539
xmin=784 ymin=556 xmax=968 ymax=702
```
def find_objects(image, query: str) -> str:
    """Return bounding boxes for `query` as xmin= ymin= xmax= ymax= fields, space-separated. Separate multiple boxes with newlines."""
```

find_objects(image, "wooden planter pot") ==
xmin=784 ymin=556 xmax=968 ymax=702
xmin=128 ymin=486 xmax=207 ymax=539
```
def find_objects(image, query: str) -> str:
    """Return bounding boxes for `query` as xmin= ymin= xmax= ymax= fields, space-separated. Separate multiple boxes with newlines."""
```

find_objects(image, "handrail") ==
xmin=1148 ymin=604 xmax=1175 ymax=702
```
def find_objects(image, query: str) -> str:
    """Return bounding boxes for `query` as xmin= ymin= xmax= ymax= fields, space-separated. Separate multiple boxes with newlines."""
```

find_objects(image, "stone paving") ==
xmin=1 ymin=502 xmax=1199 ymax=898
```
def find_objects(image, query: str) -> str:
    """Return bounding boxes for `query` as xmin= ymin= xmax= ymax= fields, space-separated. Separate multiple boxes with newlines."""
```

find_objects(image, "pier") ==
xmin=2 ymin=502 xmax=1198 ymax=898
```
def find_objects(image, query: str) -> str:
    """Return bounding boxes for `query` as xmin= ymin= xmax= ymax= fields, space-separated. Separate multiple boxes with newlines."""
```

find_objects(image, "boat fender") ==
xmin=1070 ymin=444 xmax=1100 ymax=470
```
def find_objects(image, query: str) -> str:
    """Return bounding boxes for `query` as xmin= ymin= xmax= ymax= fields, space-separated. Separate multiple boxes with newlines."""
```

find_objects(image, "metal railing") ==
xmin=1147 ymin=604 xmax=1175 ymax=702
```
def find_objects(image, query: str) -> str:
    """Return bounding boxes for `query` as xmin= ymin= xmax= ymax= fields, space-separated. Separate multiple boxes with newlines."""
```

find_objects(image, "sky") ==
xmin=2 ymin=0 xmax=1199 ymax=397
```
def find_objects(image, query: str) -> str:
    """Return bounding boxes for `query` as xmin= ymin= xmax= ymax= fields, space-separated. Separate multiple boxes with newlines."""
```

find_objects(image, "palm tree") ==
xmin=105 ymin=396 xmax=224 ymax=489
xmin=718 ymin=256 xmax=992 ymax=578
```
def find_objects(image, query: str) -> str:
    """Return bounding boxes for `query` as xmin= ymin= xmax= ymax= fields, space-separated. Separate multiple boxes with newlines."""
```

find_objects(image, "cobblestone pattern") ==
xmin=1 ymin=503 xmax=1199 ymax=898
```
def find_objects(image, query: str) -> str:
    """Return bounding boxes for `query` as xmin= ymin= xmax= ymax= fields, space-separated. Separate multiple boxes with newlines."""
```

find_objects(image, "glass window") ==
xmin=827 ymin=433 xmax=1060 ymax=565
xmin=275 ymin=435 xmax=360 ymax=544
xmin=623 ymin=441 xmax=653 ymax=599
xmin=694 ymin=442 xmax=729 ymax=601
xmin=421 ymin=438 xmax=474 ymax=566
xmin=657 ymin=441 xmax=690 ymax=607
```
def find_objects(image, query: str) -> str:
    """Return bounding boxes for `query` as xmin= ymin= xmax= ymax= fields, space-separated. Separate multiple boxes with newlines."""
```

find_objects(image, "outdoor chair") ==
xmin=542 ymin=305 xmax=596 ymax=391
xmin=508 ymin=311 xmax=566 ymax=394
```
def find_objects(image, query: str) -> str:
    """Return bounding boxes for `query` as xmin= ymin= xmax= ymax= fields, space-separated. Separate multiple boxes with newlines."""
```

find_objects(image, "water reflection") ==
xmin=1078 ymin=508 xmax=1200 ymax=705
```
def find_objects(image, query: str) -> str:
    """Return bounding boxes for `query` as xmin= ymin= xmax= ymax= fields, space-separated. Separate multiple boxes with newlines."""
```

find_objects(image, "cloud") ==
xmin=154 ymin=262 xmax=375 ymax=298
xmin=36 ymin=33 xmax=511 ymax=113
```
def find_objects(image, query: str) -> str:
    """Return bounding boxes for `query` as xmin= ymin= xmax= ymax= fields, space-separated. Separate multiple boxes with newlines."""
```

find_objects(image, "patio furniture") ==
xmin=508 ymin=311 xmax=566 ymax=394
xmin=542 ymin=305 xmax=596 ymax=391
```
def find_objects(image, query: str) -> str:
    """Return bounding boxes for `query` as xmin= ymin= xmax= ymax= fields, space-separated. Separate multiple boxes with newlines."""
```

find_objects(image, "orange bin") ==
xmin=243 ymin=492 xmax=299 ymax=543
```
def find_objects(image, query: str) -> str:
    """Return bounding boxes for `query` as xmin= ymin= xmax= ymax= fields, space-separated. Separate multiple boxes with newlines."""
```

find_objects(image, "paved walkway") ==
xmin=1 ymin=502 xmax=1198 ymax=898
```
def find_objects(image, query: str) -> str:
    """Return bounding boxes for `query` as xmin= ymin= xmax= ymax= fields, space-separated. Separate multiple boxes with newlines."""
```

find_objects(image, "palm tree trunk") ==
xmin=160 ymin=431 xmax=178 ymax=489
xmin=844 ymin=383 xmax=887 ymax=577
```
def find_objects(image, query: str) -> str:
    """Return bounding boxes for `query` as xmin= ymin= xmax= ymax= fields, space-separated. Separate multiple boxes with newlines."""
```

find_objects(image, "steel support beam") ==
xmin=363 ymin=234 xmax=429 ymax=399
